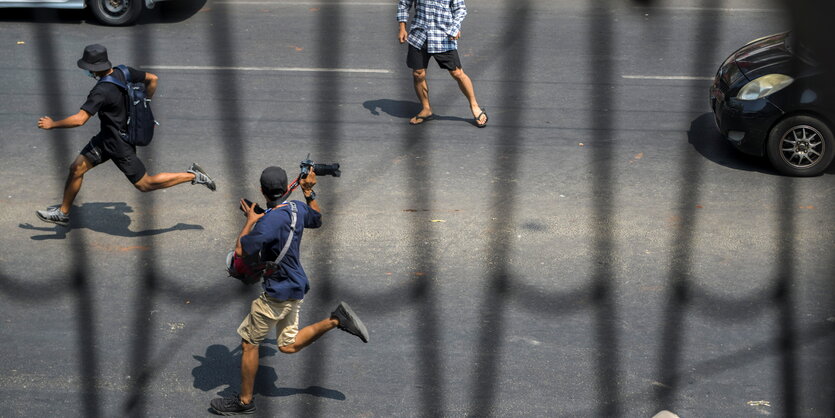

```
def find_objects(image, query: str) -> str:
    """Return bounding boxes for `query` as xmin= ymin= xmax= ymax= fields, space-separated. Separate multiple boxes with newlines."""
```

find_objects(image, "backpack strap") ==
xmin=114 ymin=64 xmax=130 ymax=81
xmin=98 ymin=72 xmax=126 ymax=90
xmin=97 ymin=65 xmax=131 ymax=90
xmin=275 ymin=201 xmax=298 ymax=262
xmin=95 ymin=66 xmax=133 ymax=137
xmin=261 ymin=201 xmax=298 ymax=276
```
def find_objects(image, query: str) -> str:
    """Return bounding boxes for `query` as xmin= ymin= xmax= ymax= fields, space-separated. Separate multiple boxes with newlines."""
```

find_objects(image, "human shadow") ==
xmin=362 ymin=99 xmax=421 ymax=119
xmin=191 ymin=342 xmax=346 ymax=400
xmin=18 ymin=202 xmax=203 ymax=240
xmin=687 ymin=112 xmax=777 ymax=174
xmin=364 ymin=98 xmax=476 ymax=122
xmin=0 ymin=0 xmax=206 ymax=26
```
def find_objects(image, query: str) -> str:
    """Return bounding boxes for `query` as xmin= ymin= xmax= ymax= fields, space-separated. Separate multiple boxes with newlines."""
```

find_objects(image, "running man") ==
xmin=36 ymin=44 xmax=216 ymax=227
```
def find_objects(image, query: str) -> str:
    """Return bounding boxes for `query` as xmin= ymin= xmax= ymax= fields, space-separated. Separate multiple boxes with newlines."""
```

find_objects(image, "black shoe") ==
xmin=209 ymin=394 xmax=255 ymax=415
xmin=331 ymin=301 xmax=369 ymax=343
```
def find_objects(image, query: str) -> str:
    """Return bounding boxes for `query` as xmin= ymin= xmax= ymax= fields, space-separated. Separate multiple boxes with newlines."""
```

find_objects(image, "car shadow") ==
xmin=362 ymin=99 xmax=476 ymax=126
xmin=138 ymin=0 xmax=208 ymax=24
xmin=192 ymin=342 xmax=346 ymax=400
xmin=687 ymin=112 xmax=779 ymax=175
xmin=0 ymin=9 xmax=86 ymax=25
xmin=18 ymin=201 xmax=203 ymax=240
xmin=0 ymin=0 xmax=206 ymax=26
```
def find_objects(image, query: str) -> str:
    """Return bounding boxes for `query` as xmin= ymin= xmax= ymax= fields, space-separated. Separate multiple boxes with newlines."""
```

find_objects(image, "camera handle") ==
xmin=275 ymin=154 xmax=322 ymax=202
xmin=300 ymin=153 xmax=315 ymax=179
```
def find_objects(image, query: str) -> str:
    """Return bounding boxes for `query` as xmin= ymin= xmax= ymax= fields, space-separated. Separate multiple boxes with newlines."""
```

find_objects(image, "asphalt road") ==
xmin=1 ymin=0 xmax=834 ymax=416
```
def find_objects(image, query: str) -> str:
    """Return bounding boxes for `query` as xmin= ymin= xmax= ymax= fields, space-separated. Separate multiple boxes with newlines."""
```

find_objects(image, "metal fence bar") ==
xmin=31 ymin=11 xmax=102 ymax=417
xmin=297 ymin=0 xmax=347 ymax=416
xmin=122 ymin=23 xmax=157 ymax=417
xmin=654 ymin=0 xmax=722 ymax=412
xmin=4 ymin=0 xmax=833 ymax=415
xmin=467 ymin=0 xmax=530 ymax=416
xmin=587 ymin=1 xmax=622 ymax=414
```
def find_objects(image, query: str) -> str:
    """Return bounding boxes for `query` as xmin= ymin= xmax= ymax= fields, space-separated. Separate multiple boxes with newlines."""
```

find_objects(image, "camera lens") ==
xmin=314 ymin=163 xmax=341 ymax=177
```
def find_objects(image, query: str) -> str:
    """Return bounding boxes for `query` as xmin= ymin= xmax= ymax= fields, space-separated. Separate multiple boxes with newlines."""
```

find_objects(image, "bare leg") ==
xmin=278 ymin=317 xmax=339 ymax=354
xmin=238 ymin=340 xmax=259 ymax=405
xmin=132 ymin=172 xmax=195 ymax=192
xmin=449 ymin=67 xmax=487 ymax=126
xmin=410 ymin=68 xmax=433 ymax=124
xmin=60 ymin=155 xmax=94 ymax=214
xmin=239 ymin=317 xmax=337 ymax=403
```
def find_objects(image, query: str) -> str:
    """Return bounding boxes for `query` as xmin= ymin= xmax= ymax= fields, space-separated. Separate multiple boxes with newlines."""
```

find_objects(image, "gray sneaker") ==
xmin=36 ymin=205 xmax=69 ymax=226
xmin=331 ymin=301 xmax=369 ymax=343
xmin=187 ymin=163 xmax=216 ymax=191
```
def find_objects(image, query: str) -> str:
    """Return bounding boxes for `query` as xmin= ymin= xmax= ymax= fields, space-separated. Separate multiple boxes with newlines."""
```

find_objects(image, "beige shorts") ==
xmin=237 ymin=293 xmax=302 ymax=347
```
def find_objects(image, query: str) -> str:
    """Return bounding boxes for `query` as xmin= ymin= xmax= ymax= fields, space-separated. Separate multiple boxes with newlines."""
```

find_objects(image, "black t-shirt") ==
xmin=80 ymin=66 xmax=147 ymax=142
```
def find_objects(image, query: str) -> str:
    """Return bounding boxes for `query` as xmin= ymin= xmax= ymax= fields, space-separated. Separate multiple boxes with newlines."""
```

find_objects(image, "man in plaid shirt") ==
xmin=397 ymin=0 xmax=488 ymax=127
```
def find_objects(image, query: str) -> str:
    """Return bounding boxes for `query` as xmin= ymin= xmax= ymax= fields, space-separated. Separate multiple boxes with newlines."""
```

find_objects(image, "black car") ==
xmin=0 ymin=0 xmax=171 ymax=26
xmin=710 ymin=32 xmax=834 ymax=176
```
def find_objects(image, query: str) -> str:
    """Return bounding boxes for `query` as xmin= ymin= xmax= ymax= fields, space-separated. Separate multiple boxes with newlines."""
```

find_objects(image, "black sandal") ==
xmin=475 ymin=110 xmax=488 ymax=128
xmin=410 ymin=113 xmax=435 ymax=125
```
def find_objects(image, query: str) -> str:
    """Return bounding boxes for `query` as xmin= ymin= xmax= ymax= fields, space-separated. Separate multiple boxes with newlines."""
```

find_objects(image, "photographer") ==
xmin=211 ymin=165 xmax=368 ymax=415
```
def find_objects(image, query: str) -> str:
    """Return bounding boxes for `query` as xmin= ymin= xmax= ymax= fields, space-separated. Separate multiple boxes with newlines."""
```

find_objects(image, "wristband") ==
xmin=305 ymin=190 xmax=317 ymax=201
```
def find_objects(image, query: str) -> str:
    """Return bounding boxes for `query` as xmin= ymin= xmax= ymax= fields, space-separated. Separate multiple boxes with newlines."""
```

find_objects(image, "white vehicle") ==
xmin=0 ymin=0 xmax=171 ymax=26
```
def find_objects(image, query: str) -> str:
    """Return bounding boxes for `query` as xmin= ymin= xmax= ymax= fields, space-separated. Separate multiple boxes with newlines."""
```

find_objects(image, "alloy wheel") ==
xmin=103 ymin=0 xmax=129 ymax=16
xmin=779 ymin=124 xmax=825 ymax=169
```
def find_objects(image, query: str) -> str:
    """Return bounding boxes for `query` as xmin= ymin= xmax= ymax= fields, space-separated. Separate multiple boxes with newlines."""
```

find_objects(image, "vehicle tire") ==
xmin=766 ymin=114 xmax=834 ymax=176
xmin=89 ymin=0 xmax=143 ymax=26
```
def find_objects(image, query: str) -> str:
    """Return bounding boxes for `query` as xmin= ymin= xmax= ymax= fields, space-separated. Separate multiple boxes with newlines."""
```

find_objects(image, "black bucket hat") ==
xmin=77 ymin=44 xmax=112 ymax=72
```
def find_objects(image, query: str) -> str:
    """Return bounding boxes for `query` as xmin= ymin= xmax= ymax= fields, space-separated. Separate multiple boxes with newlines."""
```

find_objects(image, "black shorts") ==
xmin=80 ymin=134 xmax=147 ymax=184
xmin=407 ymin=44 xmax=462 ymax=71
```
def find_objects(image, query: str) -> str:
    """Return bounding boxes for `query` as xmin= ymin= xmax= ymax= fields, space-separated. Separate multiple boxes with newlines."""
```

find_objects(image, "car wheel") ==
xmin=766 ymin=115 xmax=834 ymax=176
xmin=89 ymin=0 xmax=143 ymax=26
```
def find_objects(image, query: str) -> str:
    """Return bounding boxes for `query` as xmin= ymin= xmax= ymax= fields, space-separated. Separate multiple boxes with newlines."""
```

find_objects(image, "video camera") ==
xmin=240 ymin=154 xmax=340 ymax=215
xmin=300 ymin=154 xmax=341 ymax=178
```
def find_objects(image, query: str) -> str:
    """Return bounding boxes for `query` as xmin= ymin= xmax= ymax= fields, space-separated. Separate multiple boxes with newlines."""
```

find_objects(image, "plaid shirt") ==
xmin=397 ymin=0 xmax=467 ymax=54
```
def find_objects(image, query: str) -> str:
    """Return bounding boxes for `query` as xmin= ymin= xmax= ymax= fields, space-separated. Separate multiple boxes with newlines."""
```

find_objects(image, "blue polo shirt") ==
xmin=240 ymin=200 xmax=322 ymax=301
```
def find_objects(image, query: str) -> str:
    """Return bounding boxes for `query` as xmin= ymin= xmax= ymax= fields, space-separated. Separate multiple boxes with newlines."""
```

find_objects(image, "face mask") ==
xmin=83 ymin=70 xmax=97 ymax=79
